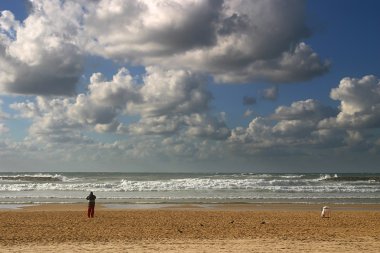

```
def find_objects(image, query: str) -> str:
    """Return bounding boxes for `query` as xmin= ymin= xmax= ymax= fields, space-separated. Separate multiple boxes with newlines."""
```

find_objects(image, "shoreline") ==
xmin=1 ymin=202 xmax=380 ymax=211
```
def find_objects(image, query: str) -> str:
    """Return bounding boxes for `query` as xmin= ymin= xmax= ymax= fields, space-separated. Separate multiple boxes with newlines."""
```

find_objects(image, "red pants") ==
xmin=88 ymin=205 xmax=95 ymax=218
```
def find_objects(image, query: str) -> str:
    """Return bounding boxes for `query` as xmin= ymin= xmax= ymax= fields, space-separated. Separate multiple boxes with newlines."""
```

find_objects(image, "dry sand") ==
xmin=1 ymin=204 xmax=379 ymax=252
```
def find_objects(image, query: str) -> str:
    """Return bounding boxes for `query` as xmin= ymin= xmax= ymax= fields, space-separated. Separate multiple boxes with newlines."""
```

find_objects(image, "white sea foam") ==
xmin=0 ymin=178 xmax=378 ymax=193
xmin=0 ymin=173 xmax=379 ymax=204
xmin=279 ymin=174 xmax=306 ymax=179
xmin=316 ymin=174 xmax=338 ymax=181
xmin=0 ymin=173 xmax=75 ymax=182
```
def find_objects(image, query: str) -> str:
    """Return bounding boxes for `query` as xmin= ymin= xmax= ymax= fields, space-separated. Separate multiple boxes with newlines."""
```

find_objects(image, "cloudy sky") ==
xmin=0 ymin=0 xmax=379 ymax=172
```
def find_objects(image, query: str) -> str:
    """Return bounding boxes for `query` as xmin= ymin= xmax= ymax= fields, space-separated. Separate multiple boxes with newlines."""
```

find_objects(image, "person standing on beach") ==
xmin=86 ymin=191 xmax=96 ymax=218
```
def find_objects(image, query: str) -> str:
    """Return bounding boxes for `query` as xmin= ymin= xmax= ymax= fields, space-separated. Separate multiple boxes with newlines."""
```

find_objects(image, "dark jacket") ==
xmin=86 ymin=193 xmax=96 ymax=206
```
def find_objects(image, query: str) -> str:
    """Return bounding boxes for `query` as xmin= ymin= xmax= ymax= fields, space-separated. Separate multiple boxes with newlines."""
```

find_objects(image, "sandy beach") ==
xmin=1 ymin=204 xmax=380 ymax=252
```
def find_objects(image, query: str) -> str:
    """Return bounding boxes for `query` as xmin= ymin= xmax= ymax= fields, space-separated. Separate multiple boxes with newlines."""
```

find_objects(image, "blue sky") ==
xmin=0 ymin=0 xmax=380 ymax=172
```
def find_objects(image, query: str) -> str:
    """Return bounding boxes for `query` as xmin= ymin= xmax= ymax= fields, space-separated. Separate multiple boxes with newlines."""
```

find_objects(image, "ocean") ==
xmin=0 ymin=172 xmax=379 ymax=207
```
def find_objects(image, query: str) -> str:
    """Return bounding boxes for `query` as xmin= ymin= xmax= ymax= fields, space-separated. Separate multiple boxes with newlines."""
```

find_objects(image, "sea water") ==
xmin=0 ymin=172 xmax=379 ymax=206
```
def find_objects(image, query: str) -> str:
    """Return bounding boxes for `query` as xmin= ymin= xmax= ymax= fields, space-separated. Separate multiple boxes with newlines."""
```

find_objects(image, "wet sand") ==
xmin=1 ymin=204 xmax=379 ymax=252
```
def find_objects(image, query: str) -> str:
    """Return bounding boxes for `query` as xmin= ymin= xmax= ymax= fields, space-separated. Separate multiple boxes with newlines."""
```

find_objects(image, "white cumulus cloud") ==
xmin=0 ymin=0 xmax=83 ymax=95
xmin=0 ymin=0 xmax=329 ymax=97
xmin=320 ymin=75 xmax=380 ymax=129
xmin=82 ymin=0 xmax=329 ymax=84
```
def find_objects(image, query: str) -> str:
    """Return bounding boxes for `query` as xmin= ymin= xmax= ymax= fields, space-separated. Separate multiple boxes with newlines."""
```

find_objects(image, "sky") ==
xmin=0 ymin=0 xmax=380 ymax=173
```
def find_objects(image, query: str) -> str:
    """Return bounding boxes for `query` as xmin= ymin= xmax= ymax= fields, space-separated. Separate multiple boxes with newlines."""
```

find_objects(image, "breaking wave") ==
xmin=0 ymin=177 xmax=378 ymax=193
xmin=1 ymin=173 xmax=379 ymax=204
xmin=0 ymin=174 xmax=73 ymax=182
